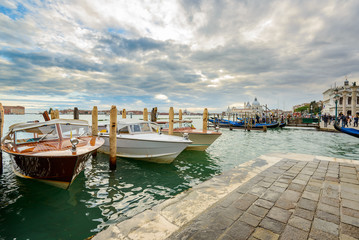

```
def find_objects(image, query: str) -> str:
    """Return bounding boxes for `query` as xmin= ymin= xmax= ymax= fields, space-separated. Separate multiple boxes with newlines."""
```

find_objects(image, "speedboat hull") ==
xmin=99 ymin=135 xmax=191 ymax=163
xmin=162 ymin=130 xmax=221 ymax=151
xmin=10 ymin=151 xmax=93 ymax=189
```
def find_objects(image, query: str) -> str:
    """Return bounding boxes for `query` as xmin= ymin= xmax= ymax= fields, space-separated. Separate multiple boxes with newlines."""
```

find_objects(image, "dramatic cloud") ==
xmin=0 ymin=0 xmax=359 ymax=112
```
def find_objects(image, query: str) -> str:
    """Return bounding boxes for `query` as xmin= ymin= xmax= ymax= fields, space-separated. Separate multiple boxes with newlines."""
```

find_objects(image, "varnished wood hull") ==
xmin=10 ymin=151 xmax=93 ymax=189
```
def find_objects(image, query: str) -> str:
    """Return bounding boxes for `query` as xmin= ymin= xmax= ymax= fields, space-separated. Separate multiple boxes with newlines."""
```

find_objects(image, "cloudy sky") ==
xmin=1 ymin=0 xmax=358 ymax=113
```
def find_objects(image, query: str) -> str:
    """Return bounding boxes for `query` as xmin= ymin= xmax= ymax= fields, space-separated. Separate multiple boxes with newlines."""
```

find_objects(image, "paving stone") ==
xmin=309 ymin=228 xmax=338 ymax=240
xmin=217 ymin=234 xmax=235 ymax=240
xmin=294 ymin=207 xmax=314 ymax=221
xmin=224 ymin=221 xmax=254 ymax=240
xmin=317 ymin=202 xmax=339 ymax=216
xmin=296 ymin=174 xmax=311 ymax=181
xmin=239 ymin=212 xmax=261 ymax=227
xmin=278 ymin=177 xmax=292 ymax=184
xmin=312 ymin=217 xmax=339 ymax=236
xmin=259 ymin=217 xmax=285 ymax=234
xmin=342 ymin=206 xmax=359 ymax=218
xmin=274 ymin=190 xmax=301 ymax=210
xmin=341 ymin=182 xmax=359 ymax=194
xmin=273 ymin=182 xmax=288 ymax=188
xmin=254 ymin=198 xmax=274 ymax=209
xmin=292 ymin=179 xmax=307 ymax=185
xmin=251 ymin=227 xmax=279 ymax=240
xmin=234 ymin=193 xmax=258 ymax=211
xmin=268 ymin=185 xmax=286 ymax=193
xmin=248 ymin=186 xmax=268 ymax=197
xmin=261 ymin=190 xmax=282 ymax=203
xmin=191 ymin=227 xmax=225 ymax=240
xmin=341 ymin=222 xmax=359 ymax=240
xmin=247 ymin=205 xmax=269 ymax=218
xmin=219 ymin=192 xmax=243 ymax=208
xmin=342 ymin=214 xmax=359 ymax=227
xmin=287 ymin=215 xmax=311 ymax=231
xmin=297 ymin=198 xmax=317 ymax=211
xmin=281 ymin=225 xmax=309 ymax=240
xmin=302 ymin=191 xmax=319 ymax=201
xmin=220 ymin=204 xmax=244 ymax=221
xmin=267 ymin=207 xmax=291 ymax=223
xmin=341 ymin=190 xmax=359 ymax=201
xmin=342 ymin=198 xmax=359 ymax=211
xmin=307 ymin=179 xmax=323 ymax=188
xmin=305 ymin=185 xmax=321 ymax=193
xmin=288 ymin=183 xmax=305 ymax=192
xmin=341 ymin=178 xmax=359 ymax=184
xmin=340 ymin=166 xmax=357 ymax=174
xmin=319 ymin=196 xmax=339 ymax=207
xmin=257 ymin=181 xmax=272 ymax=188
xmin=315 ymin=210 xmax=340 ymax=224
xmin=325 ymin=177 xmax=339 ymax=182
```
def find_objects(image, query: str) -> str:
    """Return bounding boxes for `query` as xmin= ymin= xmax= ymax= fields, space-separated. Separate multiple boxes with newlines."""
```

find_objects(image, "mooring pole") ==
xmin=43 ymin=111 xmax=50 ymax=121
xmin=0 ymin=103 xmax=4 ymax=175
xmin=54 ymin=109 xmax=59 ymax=119
xmin=122 ymin=109 xmax=126 ymax=119
xmin=203 ymin=108 xmax=208 ymax=132
xmin=91 ymin=106 xmax=98 ymax=158
xmin=50 ymin=110 xmax=55 ymax=119
xmin=74 ymin=107 xmax=79 ymax=119
xmin=109 ymin=105 xmax=117 ymax=170
xmin=92 ymin=106 xmax=98 ymax=136
xmin=143 ymin=108 xmax=148 ymax=121
xmin=169 ymin=107 xmax=174 ymax=135
xmin=179 ymin=109 xmax=182 ymax=128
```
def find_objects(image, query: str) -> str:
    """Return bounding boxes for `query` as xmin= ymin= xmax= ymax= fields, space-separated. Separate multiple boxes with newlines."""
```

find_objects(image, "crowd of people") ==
xmin=321 ymin=113 xmax=359 ymax=127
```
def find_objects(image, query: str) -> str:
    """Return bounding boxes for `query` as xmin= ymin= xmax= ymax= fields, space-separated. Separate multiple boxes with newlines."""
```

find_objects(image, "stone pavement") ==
xmin=93 ymin=153 xmax=359 ymax=240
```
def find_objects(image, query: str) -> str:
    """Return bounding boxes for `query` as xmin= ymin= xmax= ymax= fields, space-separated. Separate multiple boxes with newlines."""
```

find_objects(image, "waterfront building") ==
xmin=322 ymin=78 xmax=359 ymax=116
xmin=227 ymin=97 xmax=264 ymax=116
xmin=4 ymin=106 xmax=25 ymax=115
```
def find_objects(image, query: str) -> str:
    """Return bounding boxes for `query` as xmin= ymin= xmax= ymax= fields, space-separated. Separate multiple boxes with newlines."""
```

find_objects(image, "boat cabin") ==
xmin=2 ymin=119 xmax=90 ymax=145
xmin=99 ymin=120 xmax=155 ymax=135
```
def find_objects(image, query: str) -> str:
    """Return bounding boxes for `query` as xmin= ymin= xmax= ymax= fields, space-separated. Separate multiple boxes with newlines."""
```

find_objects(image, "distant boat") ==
xmin=334 ymin=122 xmax=359 ymax=138
xmin=98 ymin=119 xmax=192 ymax=164
xmin=155 ymin=120 xmax=222 ymax=151
xmin=1 ymin=119 xmax=104 ymax=189
xmin=209 ymin=118 xmax=279 ymax=129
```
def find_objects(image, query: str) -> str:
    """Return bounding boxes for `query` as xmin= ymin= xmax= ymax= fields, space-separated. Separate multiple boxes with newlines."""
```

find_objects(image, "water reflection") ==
xmin=0 ymin=115 xmax=359 ymax=239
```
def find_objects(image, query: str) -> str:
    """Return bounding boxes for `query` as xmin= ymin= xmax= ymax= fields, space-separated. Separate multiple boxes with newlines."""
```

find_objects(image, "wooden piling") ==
xmin=143 ymin=108 xmax=148 ymax=121
xmin=109 ymin=105 xmax=117 ymax=170
xmin=169 ymin=107 xmax=174 ymax=135
xmin=54 ymin=109 xmax=59 ymax=119
xmin=43 ymin=111 xmax=50 ymax=121
xmin=0 ymin=103 xmax=3 ymax=175
xmin=263 ymin=126 xmax=267 ymax=132
xmin=92 ymin=106 xmax=98 ymax=136
xmin=50 ymin=110 xmax=55 ymax=119
xmin=203 ymin=108 xmax=208 ymax=132
xmin=74 ymin=107 xmax=79 ymax=119
xmin=179 ymin=109 xmax=182 ymax=128
xmin=151 ymin=107 xmax=157 ymax=122
xmin=122 ymin=109 xmax=126 ymax=119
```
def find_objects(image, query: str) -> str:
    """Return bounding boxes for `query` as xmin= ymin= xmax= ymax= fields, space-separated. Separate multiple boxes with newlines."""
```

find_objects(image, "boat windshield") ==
xmin=129 ymin=123 xmax=152 ymax=134
xmin=14 ymin=124 xmax=58 ymax=144
xmin=60 ymin=124 xmax=90 ymax=138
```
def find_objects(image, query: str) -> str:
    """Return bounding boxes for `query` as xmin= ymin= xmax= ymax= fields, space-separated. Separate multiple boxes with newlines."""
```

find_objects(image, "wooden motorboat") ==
xmin=334 ymin=121 xmax=359 ymax=138
xmin=1 ymin=119 xmax=104 ymax=189
xmin=98 ymin=119 xmax=192 ymax=164
xmin=155 ymin=120 xmax=222 ymax=151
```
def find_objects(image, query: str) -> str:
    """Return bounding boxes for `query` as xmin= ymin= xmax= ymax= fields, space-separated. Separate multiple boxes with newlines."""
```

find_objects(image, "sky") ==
xmin=0 ymin=0 xmax=359 ymax=113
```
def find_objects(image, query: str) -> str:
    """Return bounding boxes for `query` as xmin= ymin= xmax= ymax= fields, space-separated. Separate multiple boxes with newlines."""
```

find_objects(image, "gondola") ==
xmin=334 ymin=122 xmax=359 ymax=138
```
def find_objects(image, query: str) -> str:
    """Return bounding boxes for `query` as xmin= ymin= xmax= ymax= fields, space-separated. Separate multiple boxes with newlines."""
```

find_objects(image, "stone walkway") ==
xmin=93 ymin=153 xmax=359 ymax=240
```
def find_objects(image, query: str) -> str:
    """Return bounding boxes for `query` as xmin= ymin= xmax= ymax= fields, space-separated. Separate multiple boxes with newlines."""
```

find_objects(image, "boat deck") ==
xmin=93 ymin=153 xmax=359 ymax=240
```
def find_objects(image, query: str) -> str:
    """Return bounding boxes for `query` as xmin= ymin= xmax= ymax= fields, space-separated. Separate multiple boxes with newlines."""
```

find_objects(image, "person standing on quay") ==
xmin=323 ymin=114 xmax=328 ymax=127
xmin=354 ymin=114 xmax=359 ymax=127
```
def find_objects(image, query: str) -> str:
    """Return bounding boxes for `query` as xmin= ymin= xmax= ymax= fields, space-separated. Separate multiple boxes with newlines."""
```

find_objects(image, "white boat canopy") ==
xmin=9 ymin=119 xmax=89 ymax=132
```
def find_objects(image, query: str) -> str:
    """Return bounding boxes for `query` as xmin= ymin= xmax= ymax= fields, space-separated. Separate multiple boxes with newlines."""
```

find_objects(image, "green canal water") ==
xmin=0 ymin=114 xmax=358 ymax=239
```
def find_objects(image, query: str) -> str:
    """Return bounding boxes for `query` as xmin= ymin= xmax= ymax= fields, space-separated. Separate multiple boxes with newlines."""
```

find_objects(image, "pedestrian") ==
xmin=354 ymin=114 xmax=359 ymax=127
xmin=323 ymin=114 xmax=328 ymax=127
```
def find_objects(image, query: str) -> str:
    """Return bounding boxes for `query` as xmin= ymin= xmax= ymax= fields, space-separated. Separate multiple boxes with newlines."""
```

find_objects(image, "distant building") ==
xmin=227 ymin=97 xmax=264 ymax=115
xmin=322 ymin=78 xmax=359 ymax=116
xmin=4 ymin=106 xmax=25 ymax=115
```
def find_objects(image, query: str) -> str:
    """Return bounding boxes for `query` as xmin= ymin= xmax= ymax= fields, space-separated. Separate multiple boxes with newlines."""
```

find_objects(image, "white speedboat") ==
xmin=98 ymin=120 xmax=192 ymax=164
xmin=155 ymin=120 xmax=222 ymax=151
